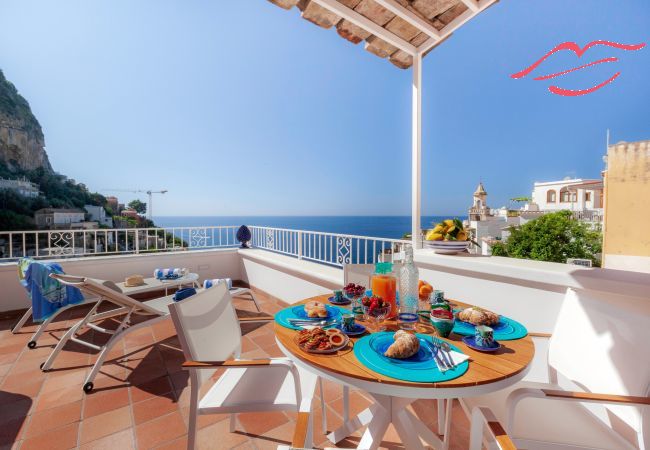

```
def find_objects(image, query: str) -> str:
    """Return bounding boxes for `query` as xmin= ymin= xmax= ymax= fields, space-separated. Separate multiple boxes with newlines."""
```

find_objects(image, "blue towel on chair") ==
xmin=24 ymin=262 xmax=85 ymax=322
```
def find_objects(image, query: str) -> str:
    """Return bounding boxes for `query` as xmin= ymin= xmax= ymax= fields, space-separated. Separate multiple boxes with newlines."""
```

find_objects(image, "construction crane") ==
xmin=103 ymin=189 xmax=168 ymax=220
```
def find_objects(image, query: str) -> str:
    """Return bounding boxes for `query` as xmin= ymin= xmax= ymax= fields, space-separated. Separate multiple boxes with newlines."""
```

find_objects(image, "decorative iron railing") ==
xmin=0 ymin=226 xmax=409 ymax=267
xmin=248 ymin=226 xmax=408 ymax=267
xmin=0 ymin=226 xmax=240 ymax=261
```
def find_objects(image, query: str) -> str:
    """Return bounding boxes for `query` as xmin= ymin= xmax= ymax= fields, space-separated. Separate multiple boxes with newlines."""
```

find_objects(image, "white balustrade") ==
xmin=247 ymin=226 xmax=408 ymax=267
xmin=0 ymin=225 xmax=408 ymax=267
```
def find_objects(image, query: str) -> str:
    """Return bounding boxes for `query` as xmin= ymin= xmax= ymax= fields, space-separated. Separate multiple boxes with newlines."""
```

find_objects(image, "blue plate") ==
xmin=275 ymin=305 xmax=345 ymax=330
xmin=353 ymin=332 xmax=469 ymax=383
xmin=452 ymin=310 xmax=528 ymax=340
xmin=328 ymin=296 xmax=351 ymax=305
xmin=336 ymin=323 xmax=366 ymax=336
xmin=462 ymin=335 xmax=501 ymax=352
xmin=291 ymin=305 xmax=340 ymax=321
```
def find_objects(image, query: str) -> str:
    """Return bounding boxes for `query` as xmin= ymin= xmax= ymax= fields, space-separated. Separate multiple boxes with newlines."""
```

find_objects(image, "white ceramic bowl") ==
xmin=423 ymin=240 xmax=470 ymax=254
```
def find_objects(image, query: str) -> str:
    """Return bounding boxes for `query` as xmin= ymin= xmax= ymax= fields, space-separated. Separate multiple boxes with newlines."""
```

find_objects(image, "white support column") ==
xmin=411 ymin=52 xmax=423 ymax=249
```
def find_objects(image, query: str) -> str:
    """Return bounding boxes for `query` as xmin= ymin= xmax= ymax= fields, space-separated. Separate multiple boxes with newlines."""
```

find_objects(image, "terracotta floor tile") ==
xmin=246 ymin=420 xmax=295 ymax=449
xmin=83 ymin=387 xmax=130 ymax=418
xmin=24 ymin=400 xmax=82 ymax=439
xmin=135 ymin=411 xmax=186 ymax=449
xmin=79 ymin=405 xmax=132 ymax=444
xmin=0 ymin=415 xmax=30 ymax=446
xmin=79 ymin=428 xmax=135 ymax=450
xmin=178 ymin=407 xmax=229 ymax=430
xmin=329 ymin=391 xmax=372 ymax=419
xmin=0 ymin=379 xmax=44 ymax=400
xmin=20 ymin=422 xmax=79 ymax=450
xmin=236 ymin=411 xmax=289 ymax=437
xmin=132 ymin=394 xmax=179 ymax=425
xmin=34 ymin=382 xmax=83 ymax=412
xmin=130 ymin=375 xmax=174 ymax=403
xmin=153 ymin=435 xmax=188 ymax=450
xmin=195 ymin=419 xmax=248 ymax=450
xmin=40 ymin=368 xmax=87 ymax=394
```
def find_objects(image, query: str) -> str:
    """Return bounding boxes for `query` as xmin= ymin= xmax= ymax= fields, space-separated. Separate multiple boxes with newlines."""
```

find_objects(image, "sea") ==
xmin=152 ymin=216 xmax=463 ymax=239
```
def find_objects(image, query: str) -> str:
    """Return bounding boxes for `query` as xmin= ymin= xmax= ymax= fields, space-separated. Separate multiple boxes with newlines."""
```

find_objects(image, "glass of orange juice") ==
xmin=370 ymin=262 xmax=397 ymax=320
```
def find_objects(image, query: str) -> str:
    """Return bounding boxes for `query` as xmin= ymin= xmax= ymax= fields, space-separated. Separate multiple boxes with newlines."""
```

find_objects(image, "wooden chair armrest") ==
xmin=237 ymin=316 xmax=274 ymax=323
xmin=527 ymin=332 xmax=552 ymax=338
xmin=470 ymin=406 xmax=518 ymax=450
xmin=541 ymin=389 xmax=650 ymax=406
xmin=182 ymin=359 xmax=272 ymax=369
xmin=291 ymin=411 xmax=311 ymax=448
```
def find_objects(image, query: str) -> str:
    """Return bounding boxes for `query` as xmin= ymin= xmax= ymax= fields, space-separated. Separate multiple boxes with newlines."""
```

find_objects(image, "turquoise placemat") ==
xmin=274 ymin=304 xmax=347 ymax=330
xmin=353 ymin=332 xmax=469 ymax=383
xmin=451 ymin=311 xmax=528 ymax=340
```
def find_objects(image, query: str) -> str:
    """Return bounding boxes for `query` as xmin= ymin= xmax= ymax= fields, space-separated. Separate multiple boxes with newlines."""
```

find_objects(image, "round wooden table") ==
xmin=274 ymin=295 xmax=535 ymax=450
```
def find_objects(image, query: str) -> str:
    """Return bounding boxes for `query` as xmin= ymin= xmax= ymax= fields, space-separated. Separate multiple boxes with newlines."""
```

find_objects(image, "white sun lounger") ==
xmin=40 ymin=273 xmax=185 ymax=393
xmin=12 ymin=271 xmax=199 ymax=349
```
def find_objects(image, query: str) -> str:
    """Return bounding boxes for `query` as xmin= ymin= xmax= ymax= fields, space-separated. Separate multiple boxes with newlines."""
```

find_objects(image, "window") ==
xmin=547 ymin=190 xmax=557 ymax=203
xmin=560 ymin=188 xmax=575 ymax=203
xmin=585 ymin=192 xmax=591 ymax=201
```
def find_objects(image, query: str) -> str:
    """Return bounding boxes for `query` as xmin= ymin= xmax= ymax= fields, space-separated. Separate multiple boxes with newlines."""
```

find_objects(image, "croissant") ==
xmin=457 ymin=306 xmax=499 ymax=326
xmin=384 ymin=330 xmax=420 ymax=359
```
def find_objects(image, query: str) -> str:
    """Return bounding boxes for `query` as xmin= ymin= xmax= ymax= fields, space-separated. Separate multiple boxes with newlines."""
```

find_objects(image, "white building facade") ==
xmin=0 ymin=177 xmax=39 ymax=198
xmin=84 ymin=205 xmax=113 ymax=227
xmin=530 ymin=178 xmax=603 ymax=212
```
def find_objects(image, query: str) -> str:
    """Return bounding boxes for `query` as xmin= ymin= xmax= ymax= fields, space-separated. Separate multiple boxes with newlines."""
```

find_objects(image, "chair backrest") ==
xmin=168 ymin=283 xmax=242 ymax=385
xmin=549 ymin=287 xmax=650 ymax=447
xmin=50 ymin=274 xmax=162 ymax=316
xmin=343 ymin=263 xmax=404 ymax=288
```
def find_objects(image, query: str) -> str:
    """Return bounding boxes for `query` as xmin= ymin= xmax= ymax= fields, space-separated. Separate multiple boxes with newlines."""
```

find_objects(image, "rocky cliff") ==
xmin=0 ymin=69 xmax=52 ymax=172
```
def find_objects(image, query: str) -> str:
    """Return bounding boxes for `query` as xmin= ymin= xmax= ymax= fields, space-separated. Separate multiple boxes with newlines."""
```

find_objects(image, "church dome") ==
xmin=474 ymin=182 xmax=487 ymax=196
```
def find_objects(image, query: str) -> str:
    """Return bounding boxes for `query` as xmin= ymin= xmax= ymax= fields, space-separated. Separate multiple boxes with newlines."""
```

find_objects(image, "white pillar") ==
xmin=411 ymin=52 xmax=423 ymax=249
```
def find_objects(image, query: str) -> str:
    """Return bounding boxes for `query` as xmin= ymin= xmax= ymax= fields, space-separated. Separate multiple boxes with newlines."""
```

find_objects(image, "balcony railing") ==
xmin=0 ymin=226 xmax=240 ymax=260
xmin=248 ymin=226 xmax=408 ymax=267
xmin=0 ymin=226 xmax=409 ymax=267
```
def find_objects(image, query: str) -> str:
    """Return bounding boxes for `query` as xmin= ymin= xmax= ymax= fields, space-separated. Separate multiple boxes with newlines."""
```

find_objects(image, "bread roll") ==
xmin=384 ymin=330 xmax=420 ymax=359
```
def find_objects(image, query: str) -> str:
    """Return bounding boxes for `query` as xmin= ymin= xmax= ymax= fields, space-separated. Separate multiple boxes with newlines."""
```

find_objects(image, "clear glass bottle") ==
xmin=398 ymin=245 xmax=419 ymax=330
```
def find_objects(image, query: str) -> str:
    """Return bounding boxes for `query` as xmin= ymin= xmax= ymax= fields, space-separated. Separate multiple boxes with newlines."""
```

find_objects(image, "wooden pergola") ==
xmin=268 ymin=0 xmax=499 ymax=247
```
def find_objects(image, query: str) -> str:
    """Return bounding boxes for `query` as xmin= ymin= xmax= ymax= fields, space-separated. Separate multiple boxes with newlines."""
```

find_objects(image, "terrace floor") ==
xmin=0 ymin=289 xmax=471 ymax=450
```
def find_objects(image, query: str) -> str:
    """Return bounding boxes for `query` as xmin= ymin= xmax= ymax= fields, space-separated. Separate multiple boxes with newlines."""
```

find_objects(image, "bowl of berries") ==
xmin=343 ymin=283 xmax=366 ymax=301
xmin=362 ymin=295 xmax=391 ymax=332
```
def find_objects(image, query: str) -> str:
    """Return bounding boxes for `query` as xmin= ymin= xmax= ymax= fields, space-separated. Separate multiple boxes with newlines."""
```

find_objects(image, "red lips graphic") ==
xmin=511 ymin=40 xmax=646 ymax=96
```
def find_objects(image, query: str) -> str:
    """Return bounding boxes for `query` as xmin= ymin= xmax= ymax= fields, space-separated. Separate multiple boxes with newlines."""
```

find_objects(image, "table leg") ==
xmin=327 ymin=404 xmax=379 ymax=444
xmin=330 ymin=392 xmax=455 ymax=450
xmin=437 ymin=398 xmax=445 ymax=434
xmin=357 ymin=395 xmax=392 ymax=450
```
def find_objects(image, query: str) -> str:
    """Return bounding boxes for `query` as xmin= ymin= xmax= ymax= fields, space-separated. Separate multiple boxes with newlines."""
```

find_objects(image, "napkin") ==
xmin=434 ymin=348 xmax=469 ymax=373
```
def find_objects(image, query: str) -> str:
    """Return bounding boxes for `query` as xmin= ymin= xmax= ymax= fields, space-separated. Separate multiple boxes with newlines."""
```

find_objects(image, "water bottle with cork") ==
xmin=398 ymin=245 xmax=419 ymax=330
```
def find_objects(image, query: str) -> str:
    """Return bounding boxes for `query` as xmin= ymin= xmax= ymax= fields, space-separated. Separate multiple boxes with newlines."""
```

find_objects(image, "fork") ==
xmin=432 ymin=337 xmax=454 ymax=369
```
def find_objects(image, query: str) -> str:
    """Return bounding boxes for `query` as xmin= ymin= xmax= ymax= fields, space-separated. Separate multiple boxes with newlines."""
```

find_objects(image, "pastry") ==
xmin=305 ymin=301 xmax=327 ymax=318
xmin=384 ymin=330 xmax=420 ymax=359
xmin=457 ymin=306 xmax=499 ymax=326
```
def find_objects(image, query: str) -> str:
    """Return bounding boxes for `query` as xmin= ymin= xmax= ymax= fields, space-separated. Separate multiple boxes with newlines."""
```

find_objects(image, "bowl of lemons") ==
xmin=424 ymin=219 xmax=470 ymax=254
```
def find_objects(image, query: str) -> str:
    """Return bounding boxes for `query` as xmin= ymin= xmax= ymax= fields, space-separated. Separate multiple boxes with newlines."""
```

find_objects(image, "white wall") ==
xmin=239 ymin=249 xmax=339 ymax=304
xmin=0 ymin=248 xmax=241 ymax=312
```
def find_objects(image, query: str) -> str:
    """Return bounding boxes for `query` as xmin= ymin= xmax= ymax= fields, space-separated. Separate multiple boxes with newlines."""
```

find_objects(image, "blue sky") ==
xmin=1 ymin=0 xmax=648 ymax=216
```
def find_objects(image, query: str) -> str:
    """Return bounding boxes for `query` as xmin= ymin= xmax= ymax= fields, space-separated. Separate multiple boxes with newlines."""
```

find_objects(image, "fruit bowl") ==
xmin=423 ymin=240 xmax=470 ymax=254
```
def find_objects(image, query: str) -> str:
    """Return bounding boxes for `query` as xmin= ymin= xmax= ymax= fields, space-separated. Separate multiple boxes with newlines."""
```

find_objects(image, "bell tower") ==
xmin=469 ymin=182 xmax=490 ymax=221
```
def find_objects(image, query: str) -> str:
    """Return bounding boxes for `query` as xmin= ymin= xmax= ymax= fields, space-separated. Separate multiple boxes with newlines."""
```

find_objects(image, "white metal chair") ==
xmin=40 ymin=274 xmax=179 ymax=393
xmin=467 ymin=287 xmax=650 ymax=450
xmin=226 ymin=285 xmax=262 ymax=312
xmin=168 ymin=282 xmax=325 ymax=450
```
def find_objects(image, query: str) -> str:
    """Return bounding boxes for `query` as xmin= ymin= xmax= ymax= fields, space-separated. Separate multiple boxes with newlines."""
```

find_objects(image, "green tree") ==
xmin=490 ymin=210 xmax=602 ymax=266
xmin=128 ymin=199 xmax=147 ymax=215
